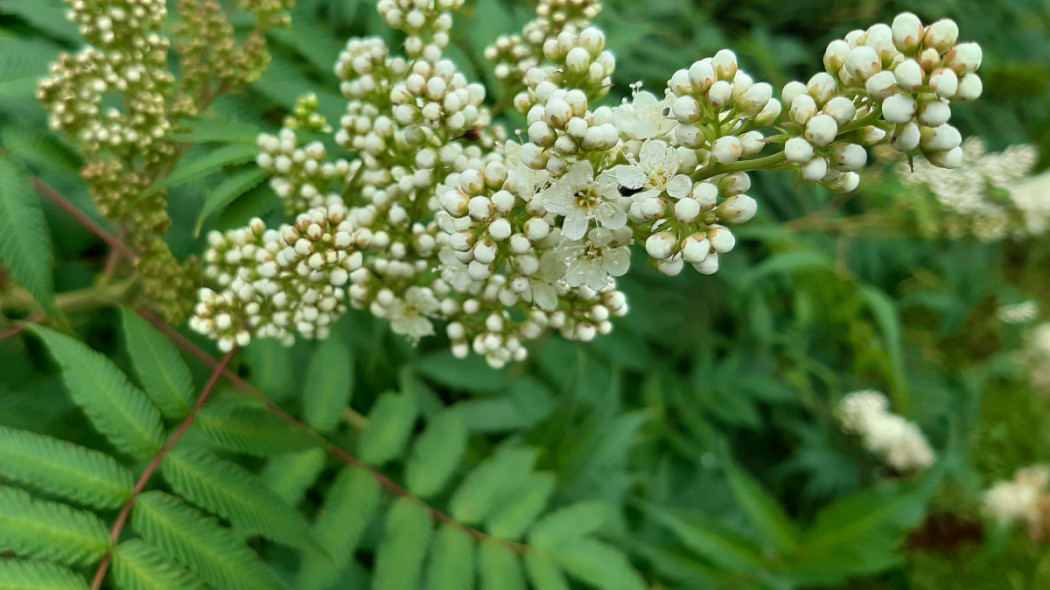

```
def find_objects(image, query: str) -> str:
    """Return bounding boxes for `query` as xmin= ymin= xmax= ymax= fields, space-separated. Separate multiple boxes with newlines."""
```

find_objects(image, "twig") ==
xmin=90 ymin=347 xmax=238 ymax=590
xmin=31 ymin=178 xmax=139 ymax=261
xmin=0 ymin=314 xmax=45 ymax=342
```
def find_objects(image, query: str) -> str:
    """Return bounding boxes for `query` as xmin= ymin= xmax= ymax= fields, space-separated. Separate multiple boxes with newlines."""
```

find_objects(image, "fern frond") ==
xmin=143 ymin=144 xmax=260 ymax=196
xmin=120 ymin=309 xmax=194 ymax=419
xmin=486 ymin=473 xmax=555 ymax=540
xmin=449 ymin=448 xmax=537 ymax=525
xmin=131 ymin=491 xmax=287 ymax=590
xmin=0 ymin=559 xmax=89 ymax=590
xmin=297 ymin=466 xmax=382 ymax=590
xmin=372 ymin=497 xmax=433 ymax=590
xmin=527 ymin=502 xmax=612 ymax=549
xmin=0 ymin=486 xmax=110 ymax=566
xmin=0 ymin=425 xmax=134 ymax=509
xmin=111 ymin=539 xmax=207 ymax=590
xmin=301 ymin=335 xmax=354 ymax=434
xmin=194 ymin=399 xmax=320 ymax=456
xmin=0 ymin=157 xmax=54 ymax=308
xmin=30 ymin=326 xmax=164 ymax=459
xmin=261 ymin=448 xmax=327 ymax=505
xmin=423 ymin=524 xmax=474 ymax=590
xmin=478 ymin=541 xmax=526 ymax=590
xmin=195 ymin=168 xmax=271 ymax=235
xmin=358 ymin=391 xmax=418 ymax=466
xmin=405 ymin=409 xmax=468 ymax=499
xmin=160 ymin=446 xmax=320 ymax=552
xmin=554 ymin=539 xmax=647 ymax=590
xmin=523 ymin=552 xmax=569 ymax=590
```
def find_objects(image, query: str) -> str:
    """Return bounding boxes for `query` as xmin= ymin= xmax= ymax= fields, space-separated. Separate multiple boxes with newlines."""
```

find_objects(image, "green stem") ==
xmin=696 ymin=151 xmax=789 ymax=180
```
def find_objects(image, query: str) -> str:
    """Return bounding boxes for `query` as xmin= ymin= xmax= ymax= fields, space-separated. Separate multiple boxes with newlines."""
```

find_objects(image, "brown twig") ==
xmin=31 ymin=178 xmax=139 ymax=261
xmin=89 ymin=346 xmax=239 ymax=590
xmin=136 ymin=307 xmax=528 ymax=552
xmin=0 ymin=314 xmax=45 ymax=342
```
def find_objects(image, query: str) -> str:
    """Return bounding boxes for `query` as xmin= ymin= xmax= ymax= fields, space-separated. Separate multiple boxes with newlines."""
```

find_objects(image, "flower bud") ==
xmin=893 ymin=59 xmax=925 ymax=90
xmin=707 ymin=80 xmax=733 ymax=108
xmin=881 ymin=93 xmax=916 ymax=123
xmin=824 ymin=171 xmax=860 ymax=192
xmin=712 ymin=136 xmax=742 ymax=164
xmin=824 ymin=96 xmax=857 ymax=126
xmin=805 ymin=114 xmax=839 ymax=146
xmin=891 ymin=12 xmax=923 ymax=53
xmin=719 ymin=194 xmax=758 ymax=224
xmin=955 ymin=73 xmax=982 ymax=101
xmin=645 ymin=232 xmax=675 ymax=260
xmin=695 ymin=252 xmax=719 ymax=275
xmin=864 ymin=70 xmax=898 ymax=101
xmin=674 ymin=197 xmax=701 ymax=222
xmin=800 ymin=156 xmax=829 ymax=181
xmin=830 ymin=143 xmax=868 ymax=171
xmin=790 ymin=94 xmax=818 ymax=125
xmin=926 ymin=146 xmax=964 ymax=168
xmin=688 ymin=60 xmax=716 ymax=93
xmin=943 ymin=42 xmax=982 ymax=75
xmin=708 ymin=226 xmax=736 ymax=253
xmin=807 ymin=73 xmax=837 ymax=105
xmin=754 ymin=98 xmax=782 ymax=126
xmin=681 ymin=234 xmax=712 ymax=263
xmin=823 ymin=40 xmax=850 ymax=73
xmin=565 ymin=47 xmax=591 ymax=73
xmin=929 ymin=68 xmax=959 ymax=99
xmin=782 ymin=81 xmax=808 ymax=109
xmin=671 ymin=95 xmax=701 ymax=123
xmin=845 ymin=46 xmax=881 ymax=80
xmin=917 ymin=98 xmax=951 ymax=127
xmin=528 ymin=120 xmax=555 ymax=146
xmin=692 ymin=182 xmax=719 ymax=208
xmin=890 ymin=122 xmax=921 ymax=152
xmin=785 ymin=137 xmax=815 ymax=163
xmin=920 ymin=124 xmax=961 ymax=152
xmin=738 ymin=82 xmax=773 ymax=116
xmin=923 ymin=19 xmax=959 ymax=54
xmin=712 ymin=49 xmax=738 ymax=80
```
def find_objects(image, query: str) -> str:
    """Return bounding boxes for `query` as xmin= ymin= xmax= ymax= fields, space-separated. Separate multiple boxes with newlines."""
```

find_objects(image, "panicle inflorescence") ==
xmin=835 ymin=390 xmax=935 ymax=473
xmin=191 ymin=2 xmax=984 ymax=366
xmin=982 ymin=465 xmax=1050 ymax=540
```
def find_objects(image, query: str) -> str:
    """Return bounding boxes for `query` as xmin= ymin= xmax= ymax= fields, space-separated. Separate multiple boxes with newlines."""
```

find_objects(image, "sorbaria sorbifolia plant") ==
xmin=37 ymin=0 xmax=293 ymax=322
xmin=188 ymin=0 xmax=985 ymax=367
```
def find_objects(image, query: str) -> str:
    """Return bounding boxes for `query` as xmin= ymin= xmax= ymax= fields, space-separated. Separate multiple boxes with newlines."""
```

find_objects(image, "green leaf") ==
xmin=372 ymin=497 xmax=433 ymax=590
xmin=132 ymin=492 xmax=287 ymax=590
xmin=297 ymin=466 xmax=383 ymax=590
xmin=0 ymin=157 xmax=54 ymax=308
xmin=528 ymin=501 xmax=612 ymax=549
xmin=414 ymin=351 xmax=508 ymax=393
xmin=121 ymin=309 xmax=194 ymax=419
xmin=112 ymin=540 xmax=207 ymax=590
xmin=358 ymin=391 xmax=418 ymax=466
xmin=0 ymin=486 xmax=110 ymax=566
xmin=261 ymin=448 xmax=327 ymax=505
xmin=0 ymin=559 xmax=89 ymax=590
xmin=195 ymin=399 xmax=320 ymax=456
xmin=486 ymin=473 xmax=556 ymax=540
xmin=423 ymin=524 xmax=475 ymax=590
xmin=721 ymin=450 xmax=799 ymax=552
xmin=406 ymin=409 xmax=468 ymax=498
xmin=143 ymin=144 xmax=260 ymax=197
xmin=857 ymin=284 xmax=910 ymax=416
xmin=167 ymin=118 xmax=261 ymax=145
xmin=0 ymin=0 xmax=80 ymax=43
xmin=160 ymin=446 xmax=319 ymax=552
xmin=638 ymin=502 xmax=764 ymax=572
xmin=0 ymin=425 xmax=134 ymax=509
xmin=301 ymin=335 xmax=354 ymax=434
xmin=31 ymin=326 xmax=164 ymax=459
xmin=478 ymin=540 xmax=525 ymax=590
xmin=195 ymin=168 xmax=270 ymax=235
xmin=554 ymin=539 xmax=646 ymax=590
xmin=449 ymin=447 xmax=537 ymax=525
xmin=739 ymin=250 xmax=834 ymax=289
xmin=523 ymin=552 xmax=569 ymax=590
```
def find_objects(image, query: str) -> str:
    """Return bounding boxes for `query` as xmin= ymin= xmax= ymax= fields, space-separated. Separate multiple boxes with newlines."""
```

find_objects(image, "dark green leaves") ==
xmin=372 ymin=497 xmax=433 ymax=590
xmin=358 ymin=391 xmax=418 ymax=466
xmin=0 ymin=157 xmax=53 ymax=308
xmin=406 ymin=409 xmax=468 ymax=498
xmin=195 ymin=399 xmax=320 ymax=456
xmin=0 ymin=559 xmax=89 ymax=590
xmin=450 ymin=448 xmax=537 ymax=525
xmin=0 ymin=487 xmax=110 ymax=566
xmin=301 ymin=335 xmax=354 ymax=434
xmin=121 ymin=309 xmax=194 ymax=419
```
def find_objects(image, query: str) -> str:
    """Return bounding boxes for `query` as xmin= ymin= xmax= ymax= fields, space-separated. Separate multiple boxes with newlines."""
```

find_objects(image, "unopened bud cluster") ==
xmin=897 ymin=138 xmax=1046 ymax=241
xmin=192 ymin=0 xmax=984 ymax=366
xmin=835 ymin=390 xmax=935 ymax=473
xmin=982 ymin=465 xmax=1050 ymax=540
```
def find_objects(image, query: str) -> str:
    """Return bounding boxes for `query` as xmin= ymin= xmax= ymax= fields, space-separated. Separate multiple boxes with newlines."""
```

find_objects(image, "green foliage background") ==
xmin=1 ymin=0 xmax=1050 ymax=588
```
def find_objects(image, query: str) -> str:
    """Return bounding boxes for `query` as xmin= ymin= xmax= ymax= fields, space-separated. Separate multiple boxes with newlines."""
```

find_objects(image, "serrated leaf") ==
xmin=638 ymin=502 xmax=764 ymax=572
xmin=0 ymin=559 xmax=89 ymax=590
xmin=30 ymin=326 xmax=164 ymax=459
xmin=721 ymin=451 xmax=799 ymax=552
xmin=486 ymin=473 xmax=555 ymax=540
xmin=195 ymin=399 xmax=320 ymax=456
xmin=527 ymin=502 xmax=613 ymax=549
xmin=0 ymin=157 xmax=54 ymax=308
xmin=372 ymin=497 xmax=433 ymax=590
xmin=261 ymin=448 xmax=327 ymax=505
xmin=143 ymin=144 xmax=260 ymax=197
xmin=424 ymin=524 xmax=475 ymax=590
xmin=160 ymin=446 xmax=320 ymax=552
xmin=112 ymin=540 xmax=207 ymax=590
xmin=553 ymin=539 xmax=646 ymax=590
xmin=297 ymin=466 xmax=383 ymax=590
xmin=406 ymin=409 xmax=468 ymax=498
xmin=121 ymin=309 xmax=194 ymax=419
xmin=301 ymin=335 xmax=354 ymax=434
xmin=478 ymin=541 xmax=525 ymax=590
xmin=523 ymin=552 xmax=569 ymax=590
xmin=0 ymin=486 xmax=110 ymax=566
xmin=450 ymin=448 xmax=537 ymax=525
xmin=358 ymin=391 xmax=418 ymax=466
xmin=195 ymin=168 xmax=270 ymax=235
xmin=0 ymin=425 xmax=134 ymax=509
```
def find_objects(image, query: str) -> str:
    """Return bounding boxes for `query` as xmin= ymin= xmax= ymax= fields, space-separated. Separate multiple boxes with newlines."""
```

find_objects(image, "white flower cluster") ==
xmin=982 ymin=465 xmax=1049 ymax=536
xmin=836 ymin=390 xmax=935 ymax=473
xmin=899 ymin=137 xmax=1047 ymax=241
xmin=191 ymin=0 xmax=983 ymax=366
xmin=997 ymin=300 xmax=1039 ymax=325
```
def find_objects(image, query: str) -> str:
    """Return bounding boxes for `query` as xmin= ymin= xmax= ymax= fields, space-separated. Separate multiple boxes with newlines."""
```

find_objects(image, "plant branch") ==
xmin=0 ymin=314 xmax=45 ymax=342
xmin=137 ymin=308 xmax=530 ymax=553
xmin=32 ymin=178 xmax=139 ymax=261
xmin=89 ymin=346 xmax=239 ymax=590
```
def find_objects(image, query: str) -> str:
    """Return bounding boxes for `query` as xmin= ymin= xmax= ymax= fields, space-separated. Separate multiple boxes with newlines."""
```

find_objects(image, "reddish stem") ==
xmin=0 ymin=315 xmax=44 ymax=342
xmin=89 ymin=347 xmax=238 ymax=590
xmin=32 ymin=178 xmax=139 ymax=261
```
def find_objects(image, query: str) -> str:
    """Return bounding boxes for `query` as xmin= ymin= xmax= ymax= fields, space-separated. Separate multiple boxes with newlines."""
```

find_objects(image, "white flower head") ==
xmin=611 ymin=87 xmax=675 ymax=141
xmin=503 ymin=140 xmax=551 ymax=202
xmin=389 ymin=286 xmax=440 ymax=341
xmin=614 ymin=140 xmax=694 ymax=202
xmin=555 ymin=227 xmax=631 ymax=290
xmin=540 ymin=161 xmax=627 ymax=240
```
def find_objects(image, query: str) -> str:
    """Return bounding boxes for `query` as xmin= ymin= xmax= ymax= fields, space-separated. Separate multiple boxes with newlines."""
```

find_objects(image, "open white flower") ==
xmin=614 ymin=139 xmax=693 ymax=201
xmin=555 ymin=227 xmax=631 ymax=290
xmin=611 ymin=88 xmax=675 ymax=141
xmin=540 ymin=161 xmax=626 ymax=240
xmin=389 ymin=286 xmax=440 ymax=341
